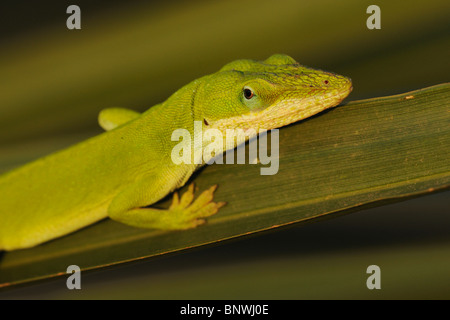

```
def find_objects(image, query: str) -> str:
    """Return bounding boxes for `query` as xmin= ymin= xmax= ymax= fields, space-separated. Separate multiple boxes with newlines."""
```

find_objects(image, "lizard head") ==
xmin=198 ymin=54 xmax=352 ymax=133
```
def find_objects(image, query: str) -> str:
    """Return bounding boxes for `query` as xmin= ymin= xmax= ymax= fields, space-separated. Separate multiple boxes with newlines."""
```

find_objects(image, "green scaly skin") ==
xmin=0 ymin=54 xmax=352 ymax=251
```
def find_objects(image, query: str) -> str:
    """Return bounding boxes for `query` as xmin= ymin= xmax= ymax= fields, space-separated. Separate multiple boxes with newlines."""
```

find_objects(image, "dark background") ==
xmin=0 ymin=0 xmax=449 ymax=299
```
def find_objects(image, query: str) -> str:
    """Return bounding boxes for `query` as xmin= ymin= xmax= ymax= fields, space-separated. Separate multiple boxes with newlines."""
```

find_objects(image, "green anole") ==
xmin=0 ymin=54 xmax=352 ymax=251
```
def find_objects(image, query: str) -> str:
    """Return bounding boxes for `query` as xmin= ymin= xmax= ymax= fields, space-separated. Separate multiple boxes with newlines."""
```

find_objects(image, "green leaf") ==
xmin=1 ymin=83 xmax=449 ymax=287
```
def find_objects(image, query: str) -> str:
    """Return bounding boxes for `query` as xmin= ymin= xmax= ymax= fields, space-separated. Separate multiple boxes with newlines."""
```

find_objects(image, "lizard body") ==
xmin=0 ymin=54 xmax=352 ymax=250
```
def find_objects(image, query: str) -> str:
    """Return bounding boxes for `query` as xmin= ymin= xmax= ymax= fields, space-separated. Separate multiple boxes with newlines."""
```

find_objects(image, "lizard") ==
xmin=0 ymin=54 xmax=352 ymax=251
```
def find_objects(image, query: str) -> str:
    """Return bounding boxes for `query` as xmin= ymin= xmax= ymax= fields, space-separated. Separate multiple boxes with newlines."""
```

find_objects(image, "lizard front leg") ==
xmin=108 ymin=176 xmax=225 ymax=230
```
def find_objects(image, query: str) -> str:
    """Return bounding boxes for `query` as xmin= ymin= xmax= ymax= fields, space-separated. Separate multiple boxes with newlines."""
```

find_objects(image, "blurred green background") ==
xmin=0 ymin=0 xmax=449 ymax=299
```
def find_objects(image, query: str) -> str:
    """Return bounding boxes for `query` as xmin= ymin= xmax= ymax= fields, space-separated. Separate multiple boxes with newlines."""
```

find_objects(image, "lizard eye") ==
xmin=243 ymin=87 xmax=254 ymax=100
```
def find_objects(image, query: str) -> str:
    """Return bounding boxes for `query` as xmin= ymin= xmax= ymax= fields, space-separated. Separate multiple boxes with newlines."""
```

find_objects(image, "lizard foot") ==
xmin=166 ymin=183 xmax=226 ymax=229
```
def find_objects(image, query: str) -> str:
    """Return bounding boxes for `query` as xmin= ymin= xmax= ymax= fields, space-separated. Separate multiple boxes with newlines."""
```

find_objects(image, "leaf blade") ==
xmin=1 ymin=83 xmax=449 ymax=287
